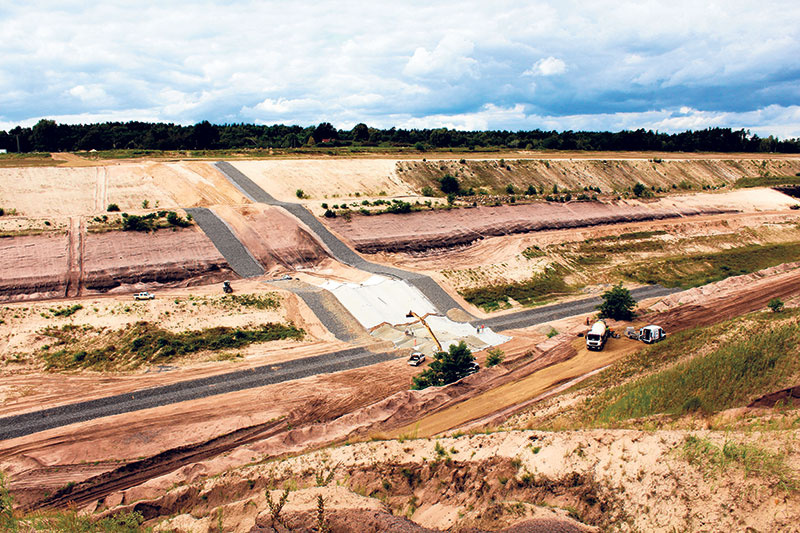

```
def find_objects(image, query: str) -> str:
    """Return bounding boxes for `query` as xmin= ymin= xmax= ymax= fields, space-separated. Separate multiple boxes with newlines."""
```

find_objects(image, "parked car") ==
xmin=408 ymin=352 xmax=426 ymax=366
xmin=133 ymin=292 xmax=155 ymax=300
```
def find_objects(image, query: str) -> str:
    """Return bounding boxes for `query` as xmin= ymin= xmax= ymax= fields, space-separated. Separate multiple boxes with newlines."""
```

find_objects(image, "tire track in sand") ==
xmin=94 ymin=167 xmax=108 ymax=213
xmin=64 ymin=217 xmax=84 ymax=298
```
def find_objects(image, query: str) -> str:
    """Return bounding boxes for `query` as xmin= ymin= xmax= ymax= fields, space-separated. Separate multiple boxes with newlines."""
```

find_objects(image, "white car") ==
xmin=133 ymin=292 xmax=155 ymax=300
xmin=408 ymin=352 xmax=426 ymax=366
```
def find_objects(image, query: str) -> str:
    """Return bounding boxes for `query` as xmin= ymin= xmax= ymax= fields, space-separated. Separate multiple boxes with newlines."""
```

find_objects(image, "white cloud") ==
xmin=0 ymin=1 xmax=799 ymax=137
xmin=403 ymin=34 xmax=479 ymax=79
xmin=68 ymin=85 xmax=110 ymax=103
xmin=525 ymin=56 xmax=567 ymax=77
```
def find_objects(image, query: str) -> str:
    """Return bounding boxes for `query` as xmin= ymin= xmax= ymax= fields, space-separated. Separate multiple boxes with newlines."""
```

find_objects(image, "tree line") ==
xmin=2 ymin=119 xmax=798 ymax=153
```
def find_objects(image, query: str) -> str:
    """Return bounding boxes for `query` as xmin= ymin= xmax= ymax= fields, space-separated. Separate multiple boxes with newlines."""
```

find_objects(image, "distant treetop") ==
xmin=1 ymin=119 xmax=797 ymax=154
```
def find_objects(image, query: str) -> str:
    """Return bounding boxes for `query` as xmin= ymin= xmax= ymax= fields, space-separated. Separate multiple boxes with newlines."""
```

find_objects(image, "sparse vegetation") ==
xmin=39 ymin=321 xmax=305 ymax=370
xmin=120 ymin=210 xmax=191 ymax=232
xmin=49 ymin=304 xmax=83 ymax=317
xmin=681 ymin=435 xmax=799 ymax=491
xmin=594 ymin=311 xmax=800 ymax=422
xmin=461 ymin=267 xmax=571 ymax=311
xmin=621 ymin=242 xmax=800 ymax=288
xmin=734 ymin=176 xmax=800 ymax=188
xmin=0 ymin=471 xmax=144 ymax=532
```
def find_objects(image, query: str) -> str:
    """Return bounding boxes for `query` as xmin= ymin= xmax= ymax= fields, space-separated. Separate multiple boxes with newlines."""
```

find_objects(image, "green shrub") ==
xmin=106 ymin=203 xmax=120 ymax=212
xmin=439 ymin=174 xmax=460 ymax=194
xmin=486 ymin=348 xmax=504 ymax=367
xmin=768 ymin=298 xmax=785 ymax=313
xmin=597 ymin=284 xmax=636 ymax=320
xmin=412 ymin=341 xmax=475 ymax=390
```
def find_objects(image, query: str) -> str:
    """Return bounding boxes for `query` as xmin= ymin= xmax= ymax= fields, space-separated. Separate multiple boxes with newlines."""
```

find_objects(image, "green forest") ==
xmin=2 ymin=119 xmax=798 ymax=153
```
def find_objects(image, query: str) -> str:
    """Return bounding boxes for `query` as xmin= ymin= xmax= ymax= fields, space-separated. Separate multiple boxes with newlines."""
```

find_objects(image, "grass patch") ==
xmin=734 ymin=176 xmax=800 ymax=188
xmin=594 ymin=313 xmax=800 ymax=423
xmin=40 ymin=321 xmax=304 ymax=371
xmin=121 ymin=210 xmax=192 ymax=232
xmin=216 ymin=293 xmax=281 ymax=310
xmin=49 ymin=304 xmax=83 ymax=317
xmin=681 ymin=435 xmax=799 ymax=491
xmin=620 ymin=242 xmax=800 ymax=288
xmin=461 ymin=267 xmax=572 ymax=311
xmin=521 ymin=245 xmax=545 ymax=259
xmin=0 ymin=152 xmax=54 ymax=167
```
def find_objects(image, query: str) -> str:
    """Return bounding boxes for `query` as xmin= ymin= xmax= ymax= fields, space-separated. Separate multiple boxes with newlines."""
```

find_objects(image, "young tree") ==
xmin=597 ymin=284 xmax=636 ymax=320
xmin=412 ymin=341 xmax=475 ymax=390
xmin=767 ymin=298 xmax=784 ymax=313
xmin=439 ymin=174 xmax=460 ymax=194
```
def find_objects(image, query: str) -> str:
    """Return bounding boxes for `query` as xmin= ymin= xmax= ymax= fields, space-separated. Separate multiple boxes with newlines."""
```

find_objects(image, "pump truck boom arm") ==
xmin=406 ymin=310 xmax=443 ymax=352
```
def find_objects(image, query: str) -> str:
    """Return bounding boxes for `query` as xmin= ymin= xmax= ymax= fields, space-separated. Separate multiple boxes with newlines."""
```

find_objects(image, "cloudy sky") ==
xmin=1 ymin=1 xmax=799 ymax=136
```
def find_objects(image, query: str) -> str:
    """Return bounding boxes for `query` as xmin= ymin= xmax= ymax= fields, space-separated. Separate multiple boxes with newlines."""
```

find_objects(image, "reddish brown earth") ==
xmin=214 ymin=204 xmax=331 ymax=275
xmin=0 ymin=227 xmax=233 ymax=302
xmin=325 ymin=201 xmax=734 ymax=253
xmin=4 ymin=264 xmax=800 ymax=518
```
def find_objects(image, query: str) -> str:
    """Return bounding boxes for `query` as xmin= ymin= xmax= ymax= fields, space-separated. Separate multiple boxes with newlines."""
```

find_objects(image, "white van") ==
xmin=639 ymin=325 xmax=666 ymax=344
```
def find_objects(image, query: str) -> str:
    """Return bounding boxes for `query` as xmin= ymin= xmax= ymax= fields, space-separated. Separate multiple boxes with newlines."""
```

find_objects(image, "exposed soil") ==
xmin=0 ymin=225 xmax=233 ymax=302
xmin=112 ymin=430 xmax=799 ymax=533
xmin=3 ymin=155 xmax=800 ymax=532
xmin=324 ymin=200 xmax=735 ymax=254
xmin=398 ymin=157 xmax=800 ymax=196
xmin=5 ymin=263 xmax=800 ymax=526
xmin=748 ymin=385 xmax=800 ymax=407
xmin=212 ymin=204 xmax=331 ymax=275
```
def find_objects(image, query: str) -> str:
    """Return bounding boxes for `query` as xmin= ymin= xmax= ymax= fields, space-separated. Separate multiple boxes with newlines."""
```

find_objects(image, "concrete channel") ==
xmin=184 ymin=207 xmax=265 ymax=278
xmin=0 ymin=347 xmax=397 ymax=441
xmin=213 ymin=162 xmax=470 ymax=317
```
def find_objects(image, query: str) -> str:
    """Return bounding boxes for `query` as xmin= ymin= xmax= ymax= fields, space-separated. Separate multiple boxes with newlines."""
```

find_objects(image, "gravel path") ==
xmin=0 ymin=284 xmax=683 ymax=439
xmin=0 ymin=347 xmax=396 ymax=441
xmin=213 ymin=162 xmax=468 ymax=316
xmin=184 ymin=207 xmax=265 ymax=278
xmin=472 ymin=285 xmax=681 ymax=331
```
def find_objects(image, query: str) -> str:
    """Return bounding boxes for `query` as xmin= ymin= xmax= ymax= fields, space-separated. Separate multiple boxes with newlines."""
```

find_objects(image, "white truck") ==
xmin=586 ymin=320 xmax=609 ymax=351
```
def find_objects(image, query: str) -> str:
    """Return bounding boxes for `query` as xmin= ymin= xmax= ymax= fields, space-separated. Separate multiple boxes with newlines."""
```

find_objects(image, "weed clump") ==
xmin=40 ymin=321 xmax=304 ymax=370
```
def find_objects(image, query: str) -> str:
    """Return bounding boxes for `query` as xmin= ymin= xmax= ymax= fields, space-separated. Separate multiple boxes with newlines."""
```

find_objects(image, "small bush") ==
xmin=421 ymin=186 xmax=435 ymax=197
xmin=323 ymin=209 xmax=336 ymax=218
xmin=486 ymin=348 xmax=504 ymax=367
xmin=107 ymin=203 xmax=120 ymax=212
xmin=768 ymin=298 xmax=785 ymax=313
xmin=439 ymin=174 xmax=460 ymax=194
xmin=0 ymin=207 xmax=4 ymax=216
xmin=296 ymin=189 xmax=306 ymax=199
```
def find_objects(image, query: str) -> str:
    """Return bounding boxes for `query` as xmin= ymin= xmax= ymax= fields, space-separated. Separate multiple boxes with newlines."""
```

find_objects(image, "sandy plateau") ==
xmin=0 ymin=153 xmax=799 ymax=532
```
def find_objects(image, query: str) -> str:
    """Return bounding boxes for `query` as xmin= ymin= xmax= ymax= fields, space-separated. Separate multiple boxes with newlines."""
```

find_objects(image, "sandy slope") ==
xmin=232 ymin=159 xmax=411 ymax=202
